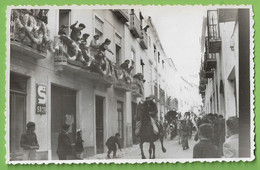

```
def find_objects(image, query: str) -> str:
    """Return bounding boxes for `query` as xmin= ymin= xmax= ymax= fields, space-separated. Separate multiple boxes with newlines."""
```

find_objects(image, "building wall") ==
xmin=202 ymin=10 xmax=239 ymax=120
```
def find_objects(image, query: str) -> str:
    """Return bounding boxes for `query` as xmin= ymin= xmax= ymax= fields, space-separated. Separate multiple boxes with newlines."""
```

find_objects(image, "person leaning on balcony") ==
xmin=120 ymin=60 xmax=130 ymax=70
xmin=95 ymin=39 xmax=114 ymax=73
xmin=80 ymin=33 xmax=91 ymax=63
xmin=58 ymin=25 xmax=67 ymax=36
xmin=223 ymin=116 xmax=239 ymax=158
xmin=20 ymin=122 xmax=39 ymax=160
xmin=99 ymin=38 xmax=114 ymax=55
xmin=89 ymin=35 xmax=101 ymax=55
xmin=70 ymin=21 xmax=86 ymax=42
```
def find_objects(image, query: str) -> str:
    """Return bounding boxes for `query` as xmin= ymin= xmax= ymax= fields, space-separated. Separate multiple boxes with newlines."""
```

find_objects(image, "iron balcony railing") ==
xmin=53 ymin=35 xmax=115 ymax=86
xmin=113 ymin=65 xmax=132 ymax=91
xmin=204 ymin=52 xmax=217 ymax=71
xmin=129 ymin=13 xmax=142 ymax=38
xmin=207 ymin=10 xmax=221 ymax=53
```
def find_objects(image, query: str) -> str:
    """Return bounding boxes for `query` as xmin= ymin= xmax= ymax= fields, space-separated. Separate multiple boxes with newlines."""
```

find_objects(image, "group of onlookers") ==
xmin=192 ymin=114 xmax=239 ymax=158
xmin=19 ymin=122 xmax=121 ymax=160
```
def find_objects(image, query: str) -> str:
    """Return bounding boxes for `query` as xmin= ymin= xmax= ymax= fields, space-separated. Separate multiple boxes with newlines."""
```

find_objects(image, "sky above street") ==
xmin=141 ymin=6 xmax=209 ymax=85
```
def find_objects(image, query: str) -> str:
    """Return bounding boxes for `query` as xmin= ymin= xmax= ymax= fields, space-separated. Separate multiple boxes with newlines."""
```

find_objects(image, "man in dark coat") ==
xmin=181 ymin=119 xmax=190 ymax=150
xmin=56 ymin=123 xmax=74 ymax=160
xmin=105 ymin=133 xmax=121 ymax=158
xmin=193 ymin=123 xmax=219 ymax=158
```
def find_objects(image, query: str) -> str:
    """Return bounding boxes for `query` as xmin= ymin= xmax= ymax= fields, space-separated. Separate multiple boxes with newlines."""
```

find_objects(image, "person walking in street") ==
xmin=193 ymin=123 xmax=219 ymax=158
xmin=223 ymin=116 xmax=239 ymax=158
xmin=75 ymin=129 xmax=84 ymax=159
xmin=217 ymin=115 xmax=225 ymax=157
xmin=56 ymin=123 xmax=74 ymax=160
xmin=181 ymin=119 xmax=190 ymax=150
xmin=20 ymin=122 xmax=39 ymax=160
xmin=105 ymin=133 xmax=121 ymax=158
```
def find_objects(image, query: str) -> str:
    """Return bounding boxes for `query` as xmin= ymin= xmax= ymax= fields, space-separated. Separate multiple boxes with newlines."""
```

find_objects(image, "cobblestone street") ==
xmin=88 ymin=136 xmax=197 ymax=160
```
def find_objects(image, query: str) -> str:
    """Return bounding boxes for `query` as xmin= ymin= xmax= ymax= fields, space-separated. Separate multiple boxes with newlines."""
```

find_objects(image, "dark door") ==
xmin=51 ymin=85 xmax=76 ymax=160
xmin=95 ymin=95 xmax=104 ymax=154
xmin=132 ymin=102 xmax=139 ymax=144
xmin=117 ymin=101 xmax=124 ymax=147
xmin=10 ymin=73 xmax=27 ymax=160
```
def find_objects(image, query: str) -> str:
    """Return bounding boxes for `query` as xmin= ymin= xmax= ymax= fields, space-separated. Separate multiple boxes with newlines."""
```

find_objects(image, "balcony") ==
xmin=129 ymin=14 xmax=142 ymax=38
xmin=131 ymin=73 xmax=145 ymax=98
xmin=112 ymin=9 xmax=129 ymax=23
xmin=113 ymin=66 xmax=132 ymax=92
xmin=200 ymin=77 xmax=208 ymax=85
xmin=207 ymin=10 xmax=221 ymax=53
xmin=10 ymin=9 xmax=50 ymax=59
xmin=204 ymin=71 xmax=214 ymax=78
xmin=199 ymin=84 xmax=206 ymax=91
xmin=199 ymin=89 xmax=205 ymax=96
xmin=159 ymin=88 xmax=165 ymax=105
xmin=53 ymin=36 xmax=114 ymax=87
xmin=204 ymin=52 xmax=217 ymax=71
xmin=139 ymin=30 xmax=148 ymax=50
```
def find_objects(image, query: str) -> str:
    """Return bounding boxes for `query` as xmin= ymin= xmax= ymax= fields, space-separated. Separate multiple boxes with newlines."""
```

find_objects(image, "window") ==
xmin=153 ymin=45 xmax=157 ymax=61
xmin=158 ymin=52 xmax=160 ymax=63
xmin=59 ymin=9 xmax=71 ymax=35
xmin=140 ymin=59 xmax=145 ymax=75
xmin=116 ymin=45 xmax=121 ymax=66
xmin=131 ymin=49 xmax=136 ymax=74
xmin=95 ymin=16 xmax=104 ymax=40
xmin=115 ymin=33 xmax=122 ymax=46
xmin=95 ymin=16 xmax=103 ymax=33
xmin=148 ymin=36 xmax=151 ymax=48
xmin=162 ymin=60 xmax=164 ymax=69
xmin=149 ymin=66 xmax=153 ymax=94
xmin=115 ymin=33 xmax=122 ymax=66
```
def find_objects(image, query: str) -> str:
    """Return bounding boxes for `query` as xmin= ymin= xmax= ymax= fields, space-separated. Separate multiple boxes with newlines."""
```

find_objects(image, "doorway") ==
xmin=51 ymin=85 xmax=77 ymax=160
xmin=117 ymin=101 xmax=124 ymax=147
xmin=95 ymin=95 xmax=105 ymax=154
xmin=10 ymin=73 xmax=27 ymax=160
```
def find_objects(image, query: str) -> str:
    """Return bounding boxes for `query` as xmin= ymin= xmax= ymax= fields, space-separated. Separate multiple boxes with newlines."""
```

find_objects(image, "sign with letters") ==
xmin=36 ymin=84 xmax=47 ymax=114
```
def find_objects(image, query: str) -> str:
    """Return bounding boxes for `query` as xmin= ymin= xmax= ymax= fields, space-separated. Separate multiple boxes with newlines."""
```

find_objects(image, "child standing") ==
xmin=75 ymin=129 xmax=84 ymax=159
xmin=20 ymin=122 xmax=39 ymax=160
xmin=193 ymin=123 xmax=219 ymax=158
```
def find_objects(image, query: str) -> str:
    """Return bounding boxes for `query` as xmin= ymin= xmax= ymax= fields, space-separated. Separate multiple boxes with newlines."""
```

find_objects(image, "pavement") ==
xmin=87 ymin=136 xmax=197 ymax=160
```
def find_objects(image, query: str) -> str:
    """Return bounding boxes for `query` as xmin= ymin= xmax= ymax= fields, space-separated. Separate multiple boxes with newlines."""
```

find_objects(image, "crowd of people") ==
xmin=164 ymin=112 xmax=239 ymax=158
xmin=193 ymin=114 xmax=239 ymax=158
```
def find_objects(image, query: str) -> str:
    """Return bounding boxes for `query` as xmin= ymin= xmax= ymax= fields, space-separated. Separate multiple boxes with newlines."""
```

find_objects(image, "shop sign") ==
xmin=36 ymin=84 xmax=47 ymax=114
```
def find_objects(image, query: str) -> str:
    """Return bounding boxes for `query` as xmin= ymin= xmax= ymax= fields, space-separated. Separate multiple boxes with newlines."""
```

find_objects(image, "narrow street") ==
xmin=88 ymin=136 xmax=197 ymax=159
